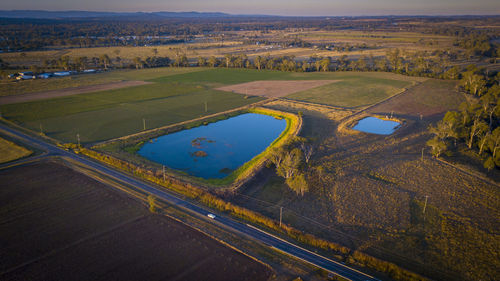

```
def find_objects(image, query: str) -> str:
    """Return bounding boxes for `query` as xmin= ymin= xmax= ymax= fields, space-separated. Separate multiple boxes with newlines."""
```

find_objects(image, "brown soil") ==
xmin=216 ymin=80 xmax=339 ymax=98
xmin=0 ymin=80 xmax=152 ymax=105
xmin=0 ymin=161 xmax=271 ymax=281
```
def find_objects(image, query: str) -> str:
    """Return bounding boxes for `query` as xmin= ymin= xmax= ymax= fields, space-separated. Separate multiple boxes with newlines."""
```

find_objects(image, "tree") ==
xmin=386 ymin=48 xmax=401 ymax=72
xmin=299 ymin=139 xmax=314 ymax=163
xmin=276 ymin=148 xmax=303 ymax=179
xmin=197 ymin=56 xmax=206 ymax=67
xmin=466 ymin=118 xmax=488 ymax=149
xmin=133 ymin=57 xmax=144 ymax=69
xmin=208 ymin=56 xmax=218 ymax=67
xmin=254 ymin=56 xmax=263 ymax=70
xmin=75 ymin=56 xmax=88 ymax=70
xmin=444 ymin=66 xmax=460 ymax=80
xmin=480 ymin=85 xmax=500 ymax=131
xmin=426 ymin=137 xmax=447 ymax=157
xmin=286 ymin=173 xmax=308 ymax=196
xmin=147 ymin=195 xmax=157 ymax=213
xmin=320 ymin=57 xmax=331 ymax=72
xmin=224 ymin=54 xmax=233 ymax=68
xmin=460 ymin=71 xmax=487 ymax=96
xmin=99 ymin=54 xmax=111 ymax=70
xmin=486 ymin=127 xmax=500 ymax=159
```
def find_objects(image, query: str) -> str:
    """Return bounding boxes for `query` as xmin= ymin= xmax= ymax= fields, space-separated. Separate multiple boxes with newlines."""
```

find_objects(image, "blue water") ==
xmin=138 ymin=113 xmax=287 ymax=179
xmin=352 ymin=117 xmax=400 ymax=135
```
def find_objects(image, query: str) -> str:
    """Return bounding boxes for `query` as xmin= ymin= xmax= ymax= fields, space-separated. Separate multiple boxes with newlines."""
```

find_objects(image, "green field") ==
xmin=287 ymin=74 xmax=419 ymax=108
xmin=0 ymin=136 xmax=32 ymax=163
xmin=1 ymin=68 xmax=423 ymax=144
xmin=0 ymin=67 xmax=203 ymax=97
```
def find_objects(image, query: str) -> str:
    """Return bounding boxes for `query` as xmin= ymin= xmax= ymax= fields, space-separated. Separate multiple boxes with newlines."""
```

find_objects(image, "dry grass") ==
xmin=0 ymin=136 xmax=32 ymax=163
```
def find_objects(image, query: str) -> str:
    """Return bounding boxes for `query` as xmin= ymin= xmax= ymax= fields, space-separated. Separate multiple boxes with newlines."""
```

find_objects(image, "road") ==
xmin=0 ymin=123 xmax=379 ymax=281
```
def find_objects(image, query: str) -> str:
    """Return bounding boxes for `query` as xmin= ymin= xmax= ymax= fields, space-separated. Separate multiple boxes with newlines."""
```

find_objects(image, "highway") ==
xmin=0 ymin=123 xmax=379 ymax=281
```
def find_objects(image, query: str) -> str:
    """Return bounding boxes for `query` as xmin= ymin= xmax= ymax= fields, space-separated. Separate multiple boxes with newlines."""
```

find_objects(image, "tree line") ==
xmin=427 ymin=65 xmax=500 ymax=170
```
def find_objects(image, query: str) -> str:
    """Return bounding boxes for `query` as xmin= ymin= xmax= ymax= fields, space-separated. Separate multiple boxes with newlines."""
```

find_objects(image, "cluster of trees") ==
xmin=427 ymin=65 xmax=500 ymax=170
xmin=269 ymin=136 xmax=313 ymax=196
xmin=453 ymin=34 xmax=498 ymax=58
xmin=193 ymin=50 xmax=471 ymax=79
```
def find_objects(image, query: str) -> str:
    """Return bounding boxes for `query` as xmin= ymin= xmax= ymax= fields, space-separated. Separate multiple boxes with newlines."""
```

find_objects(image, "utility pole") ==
xmin=279 ymin=206 xmax=283 ymax=227
xmin=421 ymin=148 xmax=425 ymax=162
xmin=76 ymin=133 xmax=80 ymax=148
xmin=143 ymin=118 xmax=146 ymax=131
xmin=162 ymin=165 xmax=166 ymax=181
xmin=423 ymin=195 xmax=429 ymax=215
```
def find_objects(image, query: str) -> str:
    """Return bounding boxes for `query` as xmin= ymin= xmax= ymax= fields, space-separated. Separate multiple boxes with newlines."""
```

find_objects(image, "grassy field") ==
xmin=0 ymin=136 xmax=32 ymax=163
xmin=0 ymin=67 xmax=202 ymax=96
xmin=233 ymin=79 xmax=499 ymax=281
xmin=286 ymin=74 xmax=418 ymax=108
xmin=1 ymin=68 xmax=422 ymax=143
xmin=1 ymin=69 xmax=271 ymax=143
xmin=0 ymin=160 xmax=272 ymax=281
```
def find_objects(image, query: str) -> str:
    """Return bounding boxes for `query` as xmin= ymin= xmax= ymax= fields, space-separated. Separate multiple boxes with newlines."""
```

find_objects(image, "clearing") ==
xmin=0 ymin=160 xmax=272 ymax=281
xmin=216 ymin=80 xmax=339 ymax=98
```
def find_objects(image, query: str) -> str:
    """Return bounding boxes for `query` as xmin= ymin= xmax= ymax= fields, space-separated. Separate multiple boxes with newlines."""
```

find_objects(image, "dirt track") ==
xmin=216 ymin=80 xmax=339 ymax=98
xmin=0 ymin=80 xmax=152 ymax=105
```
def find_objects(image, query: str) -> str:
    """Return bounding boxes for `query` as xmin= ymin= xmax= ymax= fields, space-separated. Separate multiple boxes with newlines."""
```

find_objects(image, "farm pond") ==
xmin=138 ymin=113 xmax=287 ymax=179
xmin=352 ymin=117 xmax=400 ymax=135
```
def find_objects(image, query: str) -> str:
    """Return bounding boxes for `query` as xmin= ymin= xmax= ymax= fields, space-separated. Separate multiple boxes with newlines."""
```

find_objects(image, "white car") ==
xmin=207 ymin=213 xmax=216 ymax=219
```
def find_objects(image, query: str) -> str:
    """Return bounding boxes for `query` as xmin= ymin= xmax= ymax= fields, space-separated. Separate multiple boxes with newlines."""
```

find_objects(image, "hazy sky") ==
xmin=3 ymin=0 xmax=500 ymax=16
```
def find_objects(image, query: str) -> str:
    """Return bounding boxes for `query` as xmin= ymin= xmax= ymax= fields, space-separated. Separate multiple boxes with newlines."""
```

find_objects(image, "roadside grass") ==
xmin=287 ymin=75 xmax=417 ymax=108
xmin=0 ymin=136 xmax=32 ymax=163
xmin=0 ymin=67 xmax=203 ymax=96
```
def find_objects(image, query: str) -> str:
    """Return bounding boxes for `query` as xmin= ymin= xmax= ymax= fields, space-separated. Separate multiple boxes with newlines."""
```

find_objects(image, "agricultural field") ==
xmin=0 ymin=68 xmax=422 ymax=144
xmin=286 ymin=72 xmax=422 ymax=108
xmin=0 ymin=160 xmax=272 ymax=281
xmin=0 ymin=136 xmax=32 ymax=164
xmin=232 ymin=78 xmax=500 ymax=281
xmin=0 ymin=67 xmax=202 ymax=97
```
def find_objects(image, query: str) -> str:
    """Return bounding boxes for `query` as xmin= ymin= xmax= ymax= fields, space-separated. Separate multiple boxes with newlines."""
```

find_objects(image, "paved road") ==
xmin=0 ymin=123 xmax=379 ymax=281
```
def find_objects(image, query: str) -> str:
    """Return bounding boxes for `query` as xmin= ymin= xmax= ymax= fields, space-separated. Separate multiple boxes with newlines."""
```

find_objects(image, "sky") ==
xmin=2 ymin=0 xmax=500 ymax=16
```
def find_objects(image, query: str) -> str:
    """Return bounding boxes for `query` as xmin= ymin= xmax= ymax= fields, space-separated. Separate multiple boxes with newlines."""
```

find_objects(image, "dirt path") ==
xmin=216 ymin=80 xmax=339 ymax=98
xmin=0 ymin=80 xmax=152 ymax=105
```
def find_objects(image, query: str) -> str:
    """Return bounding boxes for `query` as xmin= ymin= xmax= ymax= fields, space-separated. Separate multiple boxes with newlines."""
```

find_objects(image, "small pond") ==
xmin=352 ymin=117 xmax=400 ymax=135
xmin=138 ymin=113 xmax=287 ymax=179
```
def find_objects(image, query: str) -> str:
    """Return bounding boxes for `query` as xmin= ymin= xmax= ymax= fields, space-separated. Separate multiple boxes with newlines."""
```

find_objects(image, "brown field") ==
xmin=0 ymin=161 xmax=272 ymax=281
xmin=367 ymin=79 xmax=462 ymax=118
xmin=216 ymin=80 xmax=339 ymax=98
xmin=0 ymin=80 xmax=152 ymax=105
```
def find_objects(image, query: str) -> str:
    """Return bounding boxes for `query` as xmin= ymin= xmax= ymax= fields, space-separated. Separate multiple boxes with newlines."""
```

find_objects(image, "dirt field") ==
xmin=0 ymin=160 xmax=272 ymax=281
xmin=216 ymin=80 xmax=338 ymax=98
xmin=0 ymin=80 xmax=152 ymax=105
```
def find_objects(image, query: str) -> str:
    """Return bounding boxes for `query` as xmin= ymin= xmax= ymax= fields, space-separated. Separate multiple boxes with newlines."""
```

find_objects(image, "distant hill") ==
xmin=0 ymin=10 xmax=257 ymax=19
